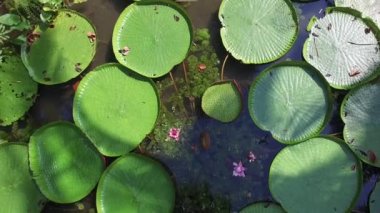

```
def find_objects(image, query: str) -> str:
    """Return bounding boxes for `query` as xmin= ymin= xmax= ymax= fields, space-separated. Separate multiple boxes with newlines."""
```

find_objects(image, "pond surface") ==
xmin=7 ymin=0 xmax=378 ymax=212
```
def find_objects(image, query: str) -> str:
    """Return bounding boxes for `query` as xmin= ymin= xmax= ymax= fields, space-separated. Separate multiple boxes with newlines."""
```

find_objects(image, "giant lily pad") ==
xmin=112 ymin=0 xmax=192 ymax=78
xmin=240 ymin=202 xmax=285 ymax=213
xmin=73 ymin=63 xmax=159 ymax=156
xmin=269 ymin=137 xmax=362 ymax=213
xmin=370 ymin=182 xmax=380 ymax=212
xmin=341 ymin=82 xmax=380 ymax=167
xmin=218 ymin=0 xmax=298 ymax=64
xmin=248 ymin=61 xmax=332 ymax=144
xmin=303 ymin=7 xmax=380 ymax=89
xmin=0 ymin=55 xmax=38 ymax=126
xmin=21 ymin=9 xmax=96 ymax=85
xmin=29 ymin=122 xmax=104 ymax=203
xmin=335 ymin=0 xmax=380 ymax=27
xmin=201 ymin=80 xmax=242 ymax=123
xmin=96 ymin=154 xmax=175 ymax=213
xmin=0 ymin=143 xmax=46 ymax=212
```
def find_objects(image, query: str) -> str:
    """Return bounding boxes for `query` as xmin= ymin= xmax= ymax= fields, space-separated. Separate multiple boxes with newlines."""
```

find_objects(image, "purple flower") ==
xmin=233 ymin=161 xmax=246 ymax=177
xmin=168 ymin=128 xmax=181 ymax=141
xmin=248 ymin=151 xmax=256 ymax=163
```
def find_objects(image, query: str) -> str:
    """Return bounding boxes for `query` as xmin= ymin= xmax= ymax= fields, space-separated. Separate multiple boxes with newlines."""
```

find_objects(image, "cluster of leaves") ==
xmin=175 ymin=184 xmax=230 ymax=213
xmin=0 ymin=0 xmax=87 ymax=59
xmin=142 ymin=28 xmax=220 ymax=157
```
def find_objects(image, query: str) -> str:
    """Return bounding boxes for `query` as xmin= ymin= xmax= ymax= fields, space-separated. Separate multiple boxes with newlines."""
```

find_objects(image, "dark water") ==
xmin=7 ymin=0 xmax=378 ymax=212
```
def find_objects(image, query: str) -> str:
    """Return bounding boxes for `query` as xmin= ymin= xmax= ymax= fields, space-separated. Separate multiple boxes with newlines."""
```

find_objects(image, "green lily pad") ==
xmin=0 ymin=143 xmax=46 ymax=212
xmin=29 ymin=122 xmax=104 ymax=203
xmin=201 ymin=80 xmax=242 ymax=123
xmin=21 ymin=9 xmax=96 ymax=85
xmin=269 ymin=137 xmax=362 ymax=213
xmin=303 ymin=7 xmax=380 ymax=89
xmin=73 ymin=63 xmax=159 ymax=156
xmin=96 ymin=154 xmax=175 ymax=213
xmin=112 ymin=0 xmax=192 ymax=78
xmin=335 ymin=0 xmax=380 ymax=27
xmin=218 ymin=0 xmax=298 ymax=64
xmin=248 ymin=61 xmax=332 ymax=144
xmin=0 ymin=55 xmax=38 ymax=126
xmin=341 ymin=82 xmax=380 ymax=167
xmin=370 ymin=182 xmax=380 ymax=212
xmin=240 ymin=202 xmax=285 ymax=213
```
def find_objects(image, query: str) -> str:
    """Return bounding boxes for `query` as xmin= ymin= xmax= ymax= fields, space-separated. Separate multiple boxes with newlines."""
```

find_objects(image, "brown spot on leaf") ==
xmin=365 ymin=28 xmax=371 ymax=34
xmin=327 ymin=23 xmax=332 ymax=31
xmin=325 ymin=73 xmax=331 ymax=77
xmin=119 ymin=46 xmax=130 ymax=56
xmin=87 ymin=32 xmax=96 ymax=43
xmin=69 ymin=25 xmax=77 ymax=31
xmin=44 ymin=77 xmax=51 ymax=82
xmin=75 ymin=63 xmax=82 ymax=72
xmin=173 ymin=15 xmax=180 ymax=22
xmin=349 ymin=68 xmax=360 ymax=77
xmin=368 ymin=150 xmax=377 ymax=163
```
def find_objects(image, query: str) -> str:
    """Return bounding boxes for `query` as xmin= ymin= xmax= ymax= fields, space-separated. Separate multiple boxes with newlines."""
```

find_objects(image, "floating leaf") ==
xmin=21 ymin=9 xmax=96 ymax=85
xmin=29 ymin=122 xmax=104 ymax=203
xmin=0 ymin=55 xmax=38 ymax=126
xmin=370 ymin=182 xmax=380 ymax=212
xmin=218 ymin=0 xmax=298 ymax=64
xmin=201 ymin=80 xmax=242 ymax=123
xmin=248 ymin=61 xmax=332 ymax=144
xmin=240 ymin=202 xmax=285 ymax=213
xmin=269 ymin=137 xmax=362 ymax=212
xmin=0 ymin=143 xmax=46 ymax=212
xmin=303 ymin=7 xmax=380 ymax=89
xmin=335 ymin=0 xmax=380 ymax=27
xmin=112 ymin=0 xmax=192 ymax=78
xmin=341 ymin=82 xmax=380 ymax=167
xmin=73 ymin=63 xmax=159 ymax=156
xmin=96 ymin=154 xmax=175 ymax=212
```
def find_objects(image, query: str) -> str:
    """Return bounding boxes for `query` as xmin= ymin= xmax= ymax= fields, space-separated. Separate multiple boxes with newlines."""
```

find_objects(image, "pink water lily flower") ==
xmin=248 ymin=151 xmax=256 ymax=163
xmin=168 ymin=128 xmax=181 ymax=141
xmin=233 ymin=161 xmax=246 ymax=177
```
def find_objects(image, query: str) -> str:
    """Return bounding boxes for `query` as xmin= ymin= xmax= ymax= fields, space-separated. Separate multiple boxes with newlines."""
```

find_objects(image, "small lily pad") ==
xmin=219 ymin=0 xmax=298 ymax=64
xmin=0 ymin=143 xmax=46 ymax=212
xmin=96 ymin=154 xmax=175 ymax=212
xmin=201 ymin=80 xmax=242 ymax=123
xmin=29 ymin=122 xmax=104 ymax=203
xmin=248 ymin=61 xmax=332 ymax=144
xmin=21 ymin=9 xmax=96 ymax=85
xmin=0 ymin=55 xmax=38 ymax=126
xmin=112 ymin=0 xmax=192 ymax=78
xmin=303 ymin=7 xmax=380 ymax=89
xmin=341 ymin=82 xmax=380 ymax=167
xmin=240 ymin=202 xmax=285 ymax=213
xmin=370 ymin=182 xmax=380 ymax=212
xmin=269 ymin=137 xmax=362 ymax=212
xmin=335 ymin=0 xmax=380 ymax=27
xmin=73 ymin=63 xmax=159 ymax=156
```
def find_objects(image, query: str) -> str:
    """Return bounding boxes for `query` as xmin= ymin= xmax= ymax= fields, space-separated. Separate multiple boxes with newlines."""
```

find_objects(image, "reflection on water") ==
xmin=10 ymin=0 xmax=377 ymax=212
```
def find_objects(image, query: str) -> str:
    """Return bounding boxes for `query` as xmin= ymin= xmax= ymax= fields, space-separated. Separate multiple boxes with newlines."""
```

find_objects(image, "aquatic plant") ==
xmin=29 ymin=122 xmax=104 ymax=203
xmin=73 ymin=63 xmax=159 ymax=156
xmin=248 ymin=61 xmax=332 ymax=144
xmin=0 ymin=143 xmax=46 ymax=212
xmin=21 ymin=9 xmax=97 ymax=84
xmin=239 ymin=202 xmax=285 ymax=213
xmin=232 ymin=161 xmax=246 ymax=177
xmin=112 ymin=0 xmax=192 ymax=78
xmin=335 ymin=0 xmax=380 ymax=27
xmin=341 ymin=82 xmax=380 ymax=167
xmin=219 ymin=0 xmax=298 ymax=63
xmin=269 ymin=137 xmax=362 ymax=212
xmin=303 ymin=7 xmax=380 ymax=89
xmin=96 ymin=154 xmax=175 ymax=212
xmin=0 ymin=55 xmax=38 ymax=126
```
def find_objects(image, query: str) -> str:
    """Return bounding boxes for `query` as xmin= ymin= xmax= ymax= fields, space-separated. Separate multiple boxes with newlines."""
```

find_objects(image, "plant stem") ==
xmin=329 ymin=132 xmax=342 ymax=136
xmin=169 ymin=71 xmax=179 ymax=94
xmin=221 ymin=54 xmax=229 ymax=81
xmin=182 ymin=61 xmax=188 ymax=84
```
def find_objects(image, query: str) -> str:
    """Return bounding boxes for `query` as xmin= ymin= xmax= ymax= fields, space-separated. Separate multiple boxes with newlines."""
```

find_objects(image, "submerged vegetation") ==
xmin=1 ymin=0 xmax=380 ymax=212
